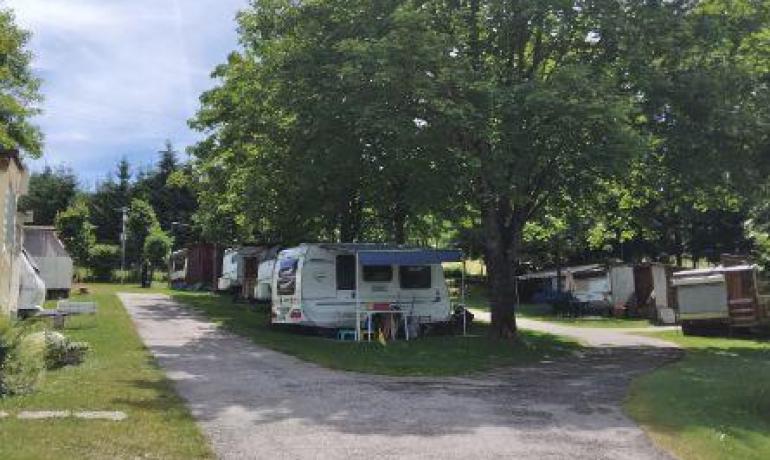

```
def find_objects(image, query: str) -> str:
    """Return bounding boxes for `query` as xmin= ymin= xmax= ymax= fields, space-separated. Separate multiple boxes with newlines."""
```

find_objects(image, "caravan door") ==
xmin=302 ymin=257 xmax=336 ymax=299
xmin=274 ymin=256 xmax=301 ymax=323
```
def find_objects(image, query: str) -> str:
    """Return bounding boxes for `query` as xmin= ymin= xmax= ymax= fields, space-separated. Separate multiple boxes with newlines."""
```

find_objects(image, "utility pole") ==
xmin=118 ymin=207 xmax=128 ymax=284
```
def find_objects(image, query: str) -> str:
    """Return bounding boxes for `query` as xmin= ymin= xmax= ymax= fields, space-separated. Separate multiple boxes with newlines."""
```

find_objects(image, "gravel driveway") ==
xmin=120 ymin=293 xmax=680 ymax=460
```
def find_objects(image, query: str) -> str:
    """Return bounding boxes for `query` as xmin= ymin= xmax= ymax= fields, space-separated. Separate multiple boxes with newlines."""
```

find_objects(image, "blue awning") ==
xmin=357 ymin=249 xmax=463 ymax=266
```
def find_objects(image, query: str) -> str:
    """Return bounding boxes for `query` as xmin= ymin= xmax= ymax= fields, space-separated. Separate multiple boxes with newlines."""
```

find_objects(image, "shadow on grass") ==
xmin=627 ymin=333 xmax=770 ymax=460
xmin=166 ymin=291 xmax=582 ymax=377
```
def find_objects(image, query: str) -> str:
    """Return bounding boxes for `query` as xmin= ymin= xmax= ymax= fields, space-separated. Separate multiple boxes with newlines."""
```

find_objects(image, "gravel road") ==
xmin=120 ymin=293 xmax=680 ymax=460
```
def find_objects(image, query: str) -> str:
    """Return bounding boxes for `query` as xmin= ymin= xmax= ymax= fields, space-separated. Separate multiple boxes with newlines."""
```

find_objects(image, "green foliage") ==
xmin=55 ymin=197 xmax=95 ymax=266
xmin=190 ymin=0 xmax=463 ymax=244
xmin=143 ymin=229 xmax=172 ymax=269
xmin=133 ymin=142 xmax=199 ymax=248
xmin=0 ymin=8 xmax=43 ymax=157
xmin=89 ymin=244 xmax=120 ymax=281
xmin=89 ymin=158 xmax=132 ymax=244
xmin=19 ymin=166 xmax=78 ymax=225
xmin=126 ymin=198 xmax=160 ymax=265
xmin=34 ymin=331 xmax=89 ymax=369
xmin=0 ymin=322 xmax=46 ymax=396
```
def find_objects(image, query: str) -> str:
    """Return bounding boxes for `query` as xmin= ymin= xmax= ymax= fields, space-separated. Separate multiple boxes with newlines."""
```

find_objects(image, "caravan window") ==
xmin=277 ymin=258 xmax=299 ymax=295
xmin=363 ymin=265 xmax=393 ymax=282
xmin=336 ymin=255 xmax=356 ymax=290
xmin=400 ymin=266 xmax=432 ymax=289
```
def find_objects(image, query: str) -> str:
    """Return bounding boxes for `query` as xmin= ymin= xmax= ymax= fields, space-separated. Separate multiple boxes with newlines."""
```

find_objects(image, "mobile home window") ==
xmin=336 ymin=255 xmax=356 ymax=290
xmin=363 ymin=265 xmax=393 ymax=282
xmin=400 ymin=266 xmax=431 ymax=289
xmin=277 ymin=258 xmax=299 ymax=295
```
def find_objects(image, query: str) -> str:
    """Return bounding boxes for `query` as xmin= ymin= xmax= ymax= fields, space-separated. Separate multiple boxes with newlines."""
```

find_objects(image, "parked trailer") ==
xmin=517 ymin=262 xmax=675 ymax=322
xmin=672 ymin=265 xmax=769 ymax=335
xmin=265 ymin=244 xmax=461 ymax=334
xmin=218 ymin=246 xmax=278 ymax=299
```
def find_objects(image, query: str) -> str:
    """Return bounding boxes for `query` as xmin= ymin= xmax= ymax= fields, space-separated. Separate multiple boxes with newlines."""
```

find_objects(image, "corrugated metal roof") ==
xmin=23 ymin=227 xmax=71 ymax=259
xmin=517 ymin=264 xmax=606 ymax=280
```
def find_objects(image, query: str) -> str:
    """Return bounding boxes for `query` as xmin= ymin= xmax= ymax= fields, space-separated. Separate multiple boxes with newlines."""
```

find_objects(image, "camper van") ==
xmin=266 ymin=244 xmax=461 ymax=329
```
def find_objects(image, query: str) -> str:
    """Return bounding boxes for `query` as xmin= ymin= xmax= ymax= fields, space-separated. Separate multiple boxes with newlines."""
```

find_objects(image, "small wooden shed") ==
xmin=168 ymin=243 xmax=223 ymax=290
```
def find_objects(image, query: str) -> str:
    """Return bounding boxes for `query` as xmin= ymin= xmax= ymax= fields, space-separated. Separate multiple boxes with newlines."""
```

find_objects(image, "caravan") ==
xmin=260 ymin=244 xmax=461 ymax=330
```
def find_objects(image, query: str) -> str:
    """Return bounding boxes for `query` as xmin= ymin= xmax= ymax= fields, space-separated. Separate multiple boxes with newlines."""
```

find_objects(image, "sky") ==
xmin=7 ymin=0 xmax=248 ymax=188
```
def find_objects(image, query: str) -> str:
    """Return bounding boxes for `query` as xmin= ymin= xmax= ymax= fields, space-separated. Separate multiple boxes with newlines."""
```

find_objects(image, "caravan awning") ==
xmin=357 ymin=249 xmax=463 ymax=266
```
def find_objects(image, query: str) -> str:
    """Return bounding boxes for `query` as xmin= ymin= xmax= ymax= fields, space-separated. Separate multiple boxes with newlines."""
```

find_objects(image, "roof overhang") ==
xmin=357 ymin=249 xmax=463 ymax=266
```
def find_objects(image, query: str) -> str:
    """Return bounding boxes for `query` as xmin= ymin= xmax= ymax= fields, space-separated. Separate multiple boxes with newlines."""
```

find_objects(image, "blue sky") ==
xmin=7 ymin=0 xmax=247 ymax=188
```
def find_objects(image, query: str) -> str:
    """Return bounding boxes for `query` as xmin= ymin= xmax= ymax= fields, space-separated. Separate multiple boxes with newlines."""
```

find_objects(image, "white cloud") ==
xmin=5 ymin=0 xmax=247 ymax=184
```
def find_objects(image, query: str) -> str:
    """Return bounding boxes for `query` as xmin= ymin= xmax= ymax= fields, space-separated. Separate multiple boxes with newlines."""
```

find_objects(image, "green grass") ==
xmin=626 ymin=331 xmax=770 ymax=460
xmin=460 ymin=284 xmax=653 ymax=328
xmin=169 ymin=290 xmax=579 ymax=376
xmin=0 ymin=283 xmax=212 ymax=460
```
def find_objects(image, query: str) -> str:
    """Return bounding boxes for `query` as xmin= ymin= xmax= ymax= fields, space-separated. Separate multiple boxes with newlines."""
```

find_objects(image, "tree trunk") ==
xmin=339 ymin=190 xmax=362 ymax=242
xmin=391 ymin=197 xmax=407 ymax=245
xmin=483 ymin=205 xmax=518 ymax=339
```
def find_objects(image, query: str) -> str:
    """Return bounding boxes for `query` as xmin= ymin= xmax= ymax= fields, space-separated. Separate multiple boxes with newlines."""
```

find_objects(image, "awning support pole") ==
xmin=355 ymin=252 xmax=361 ymax=342
xmin=462 ymin=257 xmax=467 ymax=336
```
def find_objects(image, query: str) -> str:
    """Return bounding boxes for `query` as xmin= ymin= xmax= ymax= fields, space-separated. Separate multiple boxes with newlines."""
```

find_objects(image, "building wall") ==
xmin=0 ymin=155 xmax=29 ymax=317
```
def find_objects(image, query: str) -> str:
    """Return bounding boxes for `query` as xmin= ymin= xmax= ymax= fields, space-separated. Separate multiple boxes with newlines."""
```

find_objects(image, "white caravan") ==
xmin=267 ymin=244 xmax=461 ymax=329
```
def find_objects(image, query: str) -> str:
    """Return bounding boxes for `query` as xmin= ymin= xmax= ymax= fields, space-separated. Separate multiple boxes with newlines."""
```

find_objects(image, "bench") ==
xmin=57 ymin=301 xmax=98 ymax=315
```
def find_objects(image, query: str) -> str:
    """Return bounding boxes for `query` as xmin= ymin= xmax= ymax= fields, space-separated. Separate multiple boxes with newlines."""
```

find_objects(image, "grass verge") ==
xmin=170 ymin=290 xmax=579 ymax=376
xmin=0 ymin=283 xmax=212 ymax=460
xmin=626 ymin=331 xmax=770 ymax=460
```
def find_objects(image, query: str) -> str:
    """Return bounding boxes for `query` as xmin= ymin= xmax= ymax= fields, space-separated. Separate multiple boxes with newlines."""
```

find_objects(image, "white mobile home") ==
xmin=219 ymin=246 xmax=278 ymax=299
xmin=267 ymin=244 xmax=462 ymax=331
xmin=23 ymin=226 xmax=73 ymax=298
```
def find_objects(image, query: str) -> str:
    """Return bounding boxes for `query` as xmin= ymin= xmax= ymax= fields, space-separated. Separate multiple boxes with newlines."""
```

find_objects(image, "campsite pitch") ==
xmin=121 ymin=293 xmax=679 ymax=460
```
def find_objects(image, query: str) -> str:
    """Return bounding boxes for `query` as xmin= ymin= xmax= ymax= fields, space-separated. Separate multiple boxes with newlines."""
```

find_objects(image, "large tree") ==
xmin=0 ymin=7 xmax=43 ymax=156
xmin=89 ymin=158 xmax=132 ymax=243
xmin=190 ymin=0 xmax=461 ymax=245
xmin=423 ymin=0 xmax=639 ymax=337
xmin=55 ymin=197 xmax=95 ymax=267
xmin=19 ymin=166 xmax=78 ymax=225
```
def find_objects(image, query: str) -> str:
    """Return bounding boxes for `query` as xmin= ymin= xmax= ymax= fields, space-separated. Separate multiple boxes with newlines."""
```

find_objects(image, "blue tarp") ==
xmin=357 ymin=249 xmax=463 ymax=266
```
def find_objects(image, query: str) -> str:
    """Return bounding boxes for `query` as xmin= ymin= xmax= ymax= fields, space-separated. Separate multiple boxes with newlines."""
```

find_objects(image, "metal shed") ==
xmin=23 ymin=226 xmax=73 ymax=298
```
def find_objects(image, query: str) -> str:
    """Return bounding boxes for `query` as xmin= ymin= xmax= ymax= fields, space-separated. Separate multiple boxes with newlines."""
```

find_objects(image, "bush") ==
xmin=0 ymin=322 xmax=47 ymax=396
xmin=89 ymin=244 xmax=121 ymax=281
xmin=35 ymin=331 xmax=89 ymax=369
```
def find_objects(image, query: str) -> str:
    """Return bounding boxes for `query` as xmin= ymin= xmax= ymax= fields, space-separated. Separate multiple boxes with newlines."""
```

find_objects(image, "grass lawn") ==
xmin=0 ymin=283 xmax=212 ymax=460
xmin=626 ymin=331 xmax=770 ymax=460
xmin=169 ymin=290 xmax=579 ymax=376
xmin=461 ymin=284 xmax=653 ymax=328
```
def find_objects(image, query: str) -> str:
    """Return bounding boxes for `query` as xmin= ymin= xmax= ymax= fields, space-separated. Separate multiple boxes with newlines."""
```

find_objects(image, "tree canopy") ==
xmin=0 ymin=8 xmax=42 ymax=157
xmin=188 ymin=0 xmax=770 ymax=337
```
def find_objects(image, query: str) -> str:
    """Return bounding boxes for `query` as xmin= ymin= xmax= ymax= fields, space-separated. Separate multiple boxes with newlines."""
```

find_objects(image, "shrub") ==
xmin=89 ymin=244 xmax=121 ymax=281
xmin=0 ymin=323 xmax=46 ymax=396
xmin=36 ymin=331 xmax=89 ymax=369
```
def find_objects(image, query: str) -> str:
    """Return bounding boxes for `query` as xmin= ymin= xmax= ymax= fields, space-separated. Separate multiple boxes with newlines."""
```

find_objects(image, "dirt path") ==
xmin=470 ymin=309 xmax=681 ymax=348
xmin=120 ymin=293 xmax=679 ymax=460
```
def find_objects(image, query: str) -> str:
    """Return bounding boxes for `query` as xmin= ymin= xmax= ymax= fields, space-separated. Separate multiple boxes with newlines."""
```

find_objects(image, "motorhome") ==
xmin=263 ymin=244 xmax=462 ymax=330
